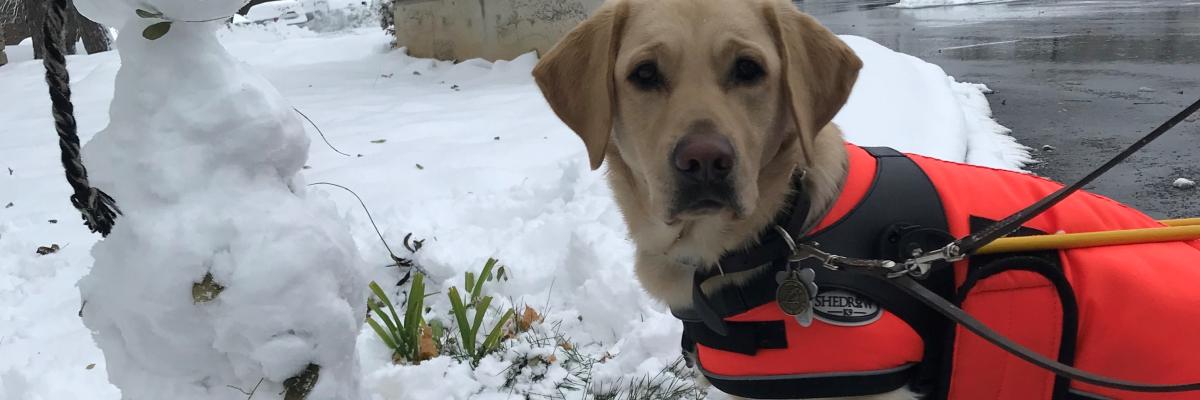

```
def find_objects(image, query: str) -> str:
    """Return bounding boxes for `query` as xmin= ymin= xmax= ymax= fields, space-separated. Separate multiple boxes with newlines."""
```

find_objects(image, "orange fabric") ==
xmin=809 ymin=144 xmax=876 ymax=235
xmin=948 ymin=269 xmax=1062 ymax=400
xmin=910 ymin=153 xmax=1200 ymax=400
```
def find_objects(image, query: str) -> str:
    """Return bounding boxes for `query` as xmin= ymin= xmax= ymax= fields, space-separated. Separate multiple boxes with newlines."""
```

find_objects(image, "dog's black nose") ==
xmin=672 ymin=132 xmax=734 ymax=183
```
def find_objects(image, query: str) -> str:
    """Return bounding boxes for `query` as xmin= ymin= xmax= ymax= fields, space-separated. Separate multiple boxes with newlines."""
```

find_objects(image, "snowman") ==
xmin=70 ymin=0 xmax=366 ymax=398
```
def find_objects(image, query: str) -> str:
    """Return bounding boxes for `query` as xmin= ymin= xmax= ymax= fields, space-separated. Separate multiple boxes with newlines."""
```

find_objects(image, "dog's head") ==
xmin=535 ymin=0 xmax=860 ymax=258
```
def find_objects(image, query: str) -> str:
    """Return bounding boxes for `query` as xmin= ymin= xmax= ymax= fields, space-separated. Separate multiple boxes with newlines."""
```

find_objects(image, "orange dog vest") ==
xmin=676 ymin=144 xmax=1200 ymax=400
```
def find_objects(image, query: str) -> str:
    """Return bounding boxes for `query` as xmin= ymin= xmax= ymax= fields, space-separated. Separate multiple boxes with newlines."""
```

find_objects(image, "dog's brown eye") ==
xmin=732 ymin=58 xmax=765 ymax=85
xmin=629 ymin=62 xmax=664 ymax=90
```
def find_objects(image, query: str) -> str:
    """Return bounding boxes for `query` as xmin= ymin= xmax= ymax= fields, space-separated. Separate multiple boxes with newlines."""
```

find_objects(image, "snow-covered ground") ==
xmin=0 ymin=22 xmax=1027 ymax=400
xmin=891 ymin=0 xmax=1014 ymax=8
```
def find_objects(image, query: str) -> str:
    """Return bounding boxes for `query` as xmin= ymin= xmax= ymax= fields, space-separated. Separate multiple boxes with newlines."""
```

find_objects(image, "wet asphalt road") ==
xmin=800 ymin=0 xmax=1200 ymax=218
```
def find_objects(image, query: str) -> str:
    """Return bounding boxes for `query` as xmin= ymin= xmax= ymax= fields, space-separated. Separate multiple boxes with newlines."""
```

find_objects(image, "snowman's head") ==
xmin=76 ymin=0 xmax=248 ymax=28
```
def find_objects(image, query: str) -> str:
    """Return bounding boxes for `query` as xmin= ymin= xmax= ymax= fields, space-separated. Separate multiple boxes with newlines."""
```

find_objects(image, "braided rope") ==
xmin=41 ymin=0 xmax=120 ymax=237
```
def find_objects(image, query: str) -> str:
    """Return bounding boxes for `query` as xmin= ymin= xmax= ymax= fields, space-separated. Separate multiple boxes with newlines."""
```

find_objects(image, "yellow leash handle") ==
xmin=977 ymin=219 xmax=1200 ymax=255
xmin=1162 ymin=218 xmax=1200 ymax=227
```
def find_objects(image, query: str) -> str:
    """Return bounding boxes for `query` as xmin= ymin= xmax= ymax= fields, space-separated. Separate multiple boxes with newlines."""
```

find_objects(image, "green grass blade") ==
xmin=368 ymin=297 xmax=401 ymax=345
xmin=464 ymin=272 xmax=475 ymax=297
xmin=403 ymin=274 xmax=425 ymax=360
xmin=473 ymin=259 xmax=497 ymax=300
xmin=366 ymin=317 xmax=398 ymax=350
xmin=370 ymin=281 xmax=406 ymax=336
xmin=471 ymin=296 xmax=493 ymax=340
xmin=448 ymin=286 xmax=475 ymax=358
xmin=480 ymin=308 xmax=515 ymax=356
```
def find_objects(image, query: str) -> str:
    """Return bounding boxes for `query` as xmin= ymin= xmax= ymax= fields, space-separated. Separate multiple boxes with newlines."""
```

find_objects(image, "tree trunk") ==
xmin=24 ymin=0 xmax=45 ymax=59
xmin=0 ymin=21 xmax=8 ymax=66
xmin=79 ymin=19 xmax=110 ymax=54
xmin=19 ymin=0 xmax=110 ymax=59
xmin=69 ymin=0 xmax=110 ymax=54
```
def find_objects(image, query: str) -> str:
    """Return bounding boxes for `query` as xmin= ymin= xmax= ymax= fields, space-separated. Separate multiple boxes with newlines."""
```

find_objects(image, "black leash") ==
xmin=41 ymin=0 xmax=121 ymax=237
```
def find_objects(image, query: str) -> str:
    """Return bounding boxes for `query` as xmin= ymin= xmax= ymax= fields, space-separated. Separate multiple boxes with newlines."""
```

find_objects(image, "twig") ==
xmin=226 ymin=378 xmax=265 ymax=399
xmin=294 ymin=107 xmax=351 ymax=157
xmin=307 ymin=182 xmax=427 ymax=275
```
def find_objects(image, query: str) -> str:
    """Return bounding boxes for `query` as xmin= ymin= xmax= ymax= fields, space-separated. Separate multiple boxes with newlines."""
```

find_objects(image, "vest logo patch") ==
xmin=813 ymin=289 xmax=882 ymax=326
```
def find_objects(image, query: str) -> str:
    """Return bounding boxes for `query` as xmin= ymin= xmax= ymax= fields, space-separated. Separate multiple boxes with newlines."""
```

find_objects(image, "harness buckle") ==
xmin=895 ymin=243 xmax=964 ymax=279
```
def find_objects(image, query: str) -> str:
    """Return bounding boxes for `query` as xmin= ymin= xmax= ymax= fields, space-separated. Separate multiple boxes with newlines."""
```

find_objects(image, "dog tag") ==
xmin=776 ymin=267 xmax=818 ymax=327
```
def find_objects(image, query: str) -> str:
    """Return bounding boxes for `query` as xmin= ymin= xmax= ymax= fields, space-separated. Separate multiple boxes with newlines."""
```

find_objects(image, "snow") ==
xmin=0 ymin=21 xmax=1026 ymax=400
xmin=1174 ymin=178 xmax=1196 ymax=190
xmin=891 ymin=0 xmax=1013 ymax=8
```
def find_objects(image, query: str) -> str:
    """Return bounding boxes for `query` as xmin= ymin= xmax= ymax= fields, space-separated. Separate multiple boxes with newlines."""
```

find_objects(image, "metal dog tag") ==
xmin=776 ymin=267 xmax=818 ymax=327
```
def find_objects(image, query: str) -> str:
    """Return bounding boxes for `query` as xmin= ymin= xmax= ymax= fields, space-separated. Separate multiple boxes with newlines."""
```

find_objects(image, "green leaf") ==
xmin=471 ymin=296 xmax=493 ymax=340
xmin=480 ymin=308 xmax=515 ymax=357
xmin=369 ymin=282 xmax=405 ymax=343
xmin=366 ymin=317 xmax=399 ymax=351
xmin=368 ymin=297 xmax=401 ymax=345
xmin=142 ymin=21 xmax=172 ymax=40
xmin=135 ymin=9 xmax=161 ymax=18
xmin=473 ymin=259 xmax=497 ymax=300
xmin=403 ymin=274 xmax=425 ymax=361
xmin=447 ymin=287 xmax=475 ymax=358
xmin=464 ymin=272 xmax=475 ymax=297
xmin=430 ymin=319 xmax=445 ymax=342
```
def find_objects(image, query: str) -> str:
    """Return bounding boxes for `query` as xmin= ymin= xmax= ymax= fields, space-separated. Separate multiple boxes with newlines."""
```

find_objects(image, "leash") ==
xmin=40 ymin=0 xmax=122 ymax=237
xmin=771 ymin=97 xmax=1200 ymax=393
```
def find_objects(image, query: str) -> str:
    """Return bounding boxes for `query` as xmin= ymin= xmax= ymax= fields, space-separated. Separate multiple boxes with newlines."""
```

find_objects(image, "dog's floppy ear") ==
xmin=764 ymin=1 xmax=862 ymax=165
xmin=533 ymin=1 xmax=629 ymax=170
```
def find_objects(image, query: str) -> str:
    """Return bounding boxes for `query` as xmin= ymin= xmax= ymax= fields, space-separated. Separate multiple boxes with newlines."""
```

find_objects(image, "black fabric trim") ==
xmin=699 ymin=362 xmax=918 ymax=399
xmin=681 ymin=320 xmax=787 ymax=356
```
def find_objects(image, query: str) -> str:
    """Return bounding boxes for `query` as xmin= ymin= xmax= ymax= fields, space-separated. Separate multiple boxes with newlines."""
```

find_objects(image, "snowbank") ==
xmin=0 ymin=25 xmax=1026 ymax=399
xmin=891 ymin=0 xmax=1013 ymax=8
xmin=835 ymin=35 xmax=1030 ymax=169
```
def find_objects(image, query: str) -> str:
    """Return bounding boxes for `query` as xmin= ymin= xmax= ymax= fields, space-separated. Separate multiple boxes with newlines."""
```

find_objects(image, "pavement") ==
xmin=802 ymin=0 xmax=1200 ymax=218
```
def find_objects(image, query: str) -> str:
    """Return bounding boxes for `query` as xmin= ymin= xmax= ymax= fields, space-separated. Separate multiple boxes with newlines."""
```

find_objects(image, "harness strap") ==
xmin=680 ymin=320 xmax=787 ymax=355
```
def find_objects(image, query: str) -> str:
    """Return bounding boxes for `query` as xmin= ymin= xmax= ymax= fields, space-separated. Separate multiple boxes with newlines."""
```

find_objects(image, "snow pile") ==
xmin=835 ymin=35 xmax=1030 ymax=169
xmin=0 ymin=25 xmax=1026 ymax=399
xmin=891 ymin=0 xmax=1012 ymax=8
xmin=62 ymin=1 xmax=366 ymax=399
xmin=1174 ymin=178 xmax=1196 ymax=190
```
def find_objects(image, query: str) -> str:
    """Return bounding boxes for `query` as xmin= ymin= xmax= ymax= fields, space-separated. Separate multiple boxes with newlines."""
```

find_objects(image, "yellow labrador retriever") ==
xmin=535 ymin=0 xmax=911 ymax=399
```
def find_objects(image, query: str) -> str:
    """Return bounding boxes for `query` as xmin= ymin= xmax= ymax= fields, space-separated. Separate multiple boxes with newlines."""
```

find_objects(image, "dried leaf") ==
xmin=135 ymin=9 xmax=161 ymax=18
xmin=370 ymin=139 xmax=386 ymax=144
xmin=518 ymin=305 xmax=542 ymax=331
xmin=36 ymin=244 xmax=60 ymax=255
xmin=4 ymin=202 xmax=12 ymax=208
xmin=558 ymin=341 xmax=573 ymax=351
xmin=283 ymin=364 xmax=320 ymax=400
xmin=85 ymin=363 xmax=95 ymax=370
xmin=417 ymin=324 xmax=438 ymax=362
xmin=142 ymin=21 xmax=172 ymax=40
xmin=415 ymin=164 xmax=424 ymax=170
xmin=48 ymin=219 xmax=58 ymax=224
xmin=192 ymin=273 xmax=225 ymax=304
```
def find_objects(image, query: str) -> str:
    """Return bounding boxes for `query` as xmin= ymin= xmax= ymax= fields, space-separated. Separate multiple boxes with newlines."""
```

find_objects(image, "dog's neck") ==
xmin=618 ymin=126 xmax=850 ymax=309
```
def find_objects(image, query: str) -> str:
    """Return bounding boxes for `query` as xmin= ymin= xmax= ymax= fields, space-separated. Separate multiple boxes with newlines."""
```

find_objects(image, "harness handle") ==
xmin=892 ymin=275 xmax=1200 ymax=392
